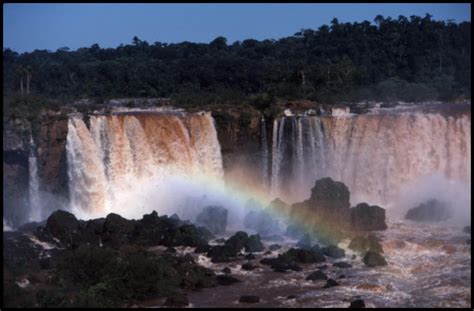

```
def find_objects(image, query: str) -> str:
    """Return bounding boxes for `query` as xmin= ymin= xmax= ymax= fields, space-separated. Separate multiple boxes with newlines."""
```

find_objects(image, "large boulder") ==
xmin=308 ymin=177 xmax=351 ymax=210
xmin=245 ymin=234 xmax=264 ymax=252
xmin=351 ymin=203 xmax=387 ymax=231
xmin=405 ymin=199 xmax=451 ymax=222
xmin=279 ymin=247 xmax=326 ymax=264
xmin=321 ymin=245 xmax=345 ymax=259
xmin=348 ymin=235 xmax=384 ymax=254
xmin=101 ymin=213 xmax=136 ymax=249
xmin=363 ymin=251 xmax=387 ymax=267
xmin=42 ymin=210 xmax=82 ymax=248
xmin=196 ymin=206 xmax=228 ymax=235
xmin=224 ymin=231 xmax=249 ymax=255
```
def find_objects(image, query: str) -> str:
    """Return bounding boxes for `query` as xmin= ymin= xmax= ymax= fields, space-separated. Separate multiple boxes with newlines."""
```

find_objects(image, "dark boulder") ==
xmin=131 ymin=211 xmax=166 ymax=246
xmin=333 ymin=262 xmax=352 ymax=268
xmin=216 ymin=275 xmax=241 ymax=285
xmin=195 ymin=243 xmax=211 ymax=254
xmin=269 ymin=244 xmax=282 ymax=251
xmin=245 ymin=234 xmax=264 ymax=252
xmin=18 ymin=220 xmax=46 ymax=233
xmin=321 ymin=245 xmax=345 ymax=259
xmin=323 ymin=278 xmax=340 ymax=288
xmin=280 ymin=248 xmax=326 ymax=264
xmin=405 ymin=199 xmax=451 ymax=222
xmin=287 ymin=295 xmax=298 ymax=299
xmin=349 ymin=299 xmax=366 ymax=308
xmin=42 ymin=210 xmax=82 ymax=248
xmin=363 ymin=251 xmax=387 ymax=267
xmin=241 ymin=262 xmax=255 ymax=271
xmin=207 ymin=245 xmax=234 ymax=263
xmin=245 ymin=253 xmax=256 ymax=260
xmin=196 ymin=206 xmax=228 ymax=235
xmin=309 ymin=177 xmax=351 ymax=210
xmin=224 ymin=231 xmax=249 ymax=255
xmin=222 ymin=267 xmax=231 ymax=274
xmin=102 ymin=213 xmax=135 ymax=249
xmin=305 ymin=270 xmax=328 ymax=281
xmin=239 ymin=295 xmax=260 ymax=303
xmin=351 ymin=203 xmax=387 ymax=231
xmin=163 ymin=225 xmax=211 ymax=248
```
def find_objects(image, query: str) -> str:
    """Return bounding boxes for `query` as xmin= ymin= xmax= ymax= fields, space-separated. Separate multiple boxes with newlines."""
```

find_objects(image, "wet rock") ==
xmin=349 ymin=299 xmax=366 ymax=308
xmin=309 ymin=178 xmax=351 ymax=210
xmin=363 ymin=251 xmax=387 ymax=267
xmin=222 ymin=267 xmax=231 ymax=274
xmin=463 ymin=226 xmax=471 ymax=234
xmin=18 ymin=220 xmax=46 ymax=233
xmin=101 ymin=213 xmax=135 ymax=249
xmin=305 ymin=270 xmax=328 ymax=281
xmin=321 ymin=245 xmax=345 ymax=259
xmin=269 ymin=244 xmax=282 ymax=251
xmin=164 ymin=292 xmax=189 ymax=307
xmin=207 ymin=245 xmax=233 ymax=263
xmin=323 ymin=278 xmax=340 ymax=288
xmin=260 ymin=257 xmax=278 ymax=266
xmin=224 ymin=231 xmax=249 ymax=255
xmin=196 ymin=206 xmax=228 ymax=235
xmin=245 ymin=234 xmax=264 ymax=252
xmin=194 ymin=243 xmax=211 ymax=254
xmin=333 ymin=262 xmax=352 ymax=268
xmin=245 ymin=253 xmax=256 ymax=260
xmin=351 ymin=203 xmax=387 ymax=231
xmin=239 ymin=295 xmax=260 ymax=303
xmin=348 ymin=235 xmax=384 ymax=254
xmin=287 ymin=295 xmax=298 ymax=299
xmin=216 ymin=275 xmax=241 ymax=285
xmin=42 ymin=210 xmax=82 ymax=248
xmin=405 ymin=199 xmax=451 ymax=222
xmin=280 ymin=248 xmax=326 ymax=263
xmin=241 ymin=262 xmax=255 ymax=271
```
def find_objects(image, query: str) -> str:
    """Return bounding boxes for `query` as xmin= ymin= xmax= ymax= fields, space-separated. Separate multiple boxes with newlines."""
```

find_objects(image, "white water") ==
xmin=261 ymin=116 xmax=269 ymax=190
xmin=28 ymin=134 xmax=42 ymax=222
xmin=270 ymin=110 xmax=471 ymax=210
xmin=66 ymin=112 xmax=224 ymax=220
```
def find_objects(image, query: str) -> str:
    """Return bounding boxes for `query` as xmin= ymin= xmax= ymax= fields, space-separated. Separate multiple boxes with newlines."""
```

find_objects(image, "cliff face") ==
xmin=3 ymin=118 xmax=31 ymax=225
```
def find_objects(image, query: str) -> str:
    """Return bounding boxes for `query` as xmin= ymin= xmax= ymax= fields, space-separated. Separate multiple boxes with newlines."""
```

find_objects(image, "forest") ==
xmin=3 ymin=14 xmax=471 ymax=114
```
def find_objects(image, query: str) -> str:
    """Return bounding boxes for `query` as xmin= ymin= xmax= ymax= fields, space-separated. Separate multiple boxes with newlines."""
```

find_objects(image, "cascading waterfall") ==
xmin=261 ymin=116 xmax=269 ymax=190
xmin=28 ymin=134 xmax=42 ymax=222
xmin=66 ymin=111 xmax=224 ymax=218
xmin=270 ymin=109 xmax=471 ymax=205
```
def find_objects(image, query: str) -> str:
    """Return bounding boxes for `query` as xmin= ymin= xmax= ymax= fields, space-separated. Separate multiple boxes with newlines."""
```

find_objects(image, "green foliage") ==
xmin=3 ymin=15 xmax=471 ymax=106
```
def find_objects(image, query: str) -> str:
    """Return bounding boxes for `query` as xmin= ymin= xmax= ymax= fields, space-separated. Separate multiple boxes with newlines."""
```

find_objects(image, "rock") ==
xmin=305 ymin=270 xmax=328 ymax=281
xmin=321 ymin=245 xmax=345 ymax=259
xmin=239 ymin=295 xmax=260 ymax=303
xmin=280 ymin=248 xmax=326 ymax=263
xmin=18 ymin=220 xmax=46 ymax=233
xmin=296 ymin=234 xmax=313 ymax=249
xmin=348 ymin=235 xmax=384 ymax=254
xmin=195 ymin=243 xmax=211 ymax=254
xmin=264 ymin=250 xmax=272 ymax=255
xmin=287 ymin=295 xmax=298 ymax=299
xmin=351 ymin=203 xmax=387 ymax=231
xmin=323 ymin=278 xmax=340 ymax=288
xmin=163 ymin=224 xmax=211 ymax=247
xmin=164 ymin=293 xmax=189 ymax=307
xmin=349 ymin=299 xmax=366 ymax=308
xmin=102 ymin=213 xmax=135 ymax=249
xmin=333 ymin=262 xmax=352 ymax=268
xmin=245 ymin=253 xmax=256 ymax=260
xmin=338 ymin=274 xmax=346 ymax=279
xmin=269 ymin=244 xmax=282 ymax=251
xmin=241 ymin=262 xmax=255 ymax=271
xmin=243 ymin=209 xmax=279 ymax=236
xmin=207 ymin=245 xmax=233 ymax=263
xmin=131 ymin=210 xmax=166 ymax=246
xmin=196 ymin=206 xmax=228 ymax=235
xmin=222 ymin=267 xmax=231 ymax=274
xmin=309 ymin=178 xmax=351 ymax=210
xmin=216 ymin=275 xmax=241 ymax=285
xmin=42 ymin=210 xmax=82 ymax=248
xmin=405 ymin=199 xmax=451 ymax=222
xmin=317 ymin=264 xmax=328 ymax=270
xmin=224 ymin=231 xmax=249 ymax=255
xmin=166 ymin=247 xmax=177 ymax=253
xmin=463 ymin=226 xmax=471 ymax=234
xmin=245 ymin=234 xmax=264 ymax=252
xmin=363 ymin=251 xmax=387 ymax=267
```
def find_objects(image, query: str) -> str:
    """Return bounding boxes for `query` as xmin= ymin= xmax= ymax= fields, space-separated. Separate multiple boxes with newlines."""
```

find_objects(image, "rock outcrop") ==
xmin=196 ymin=205 xmax=228 ymax=235
xmin=405 ymin=199 xmax=452 ymax=222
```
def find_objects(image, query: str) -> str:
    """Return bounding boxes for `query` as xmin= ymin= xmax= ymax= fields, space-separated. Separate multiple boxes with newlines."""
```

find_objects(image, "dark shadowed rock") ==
xmin=349 ymin=299 xmax=366 ymax=308
xmin=323 ymin=278 xmax=340 ymax=288
xmin=348 ymin=235 xmax=384 ymax=254
xmin=222 ymin=267 xmax=231 ymax=274
xmin=196 ymin=206 xmax=228 ymax=235
xmin=264 ymin=250 xmax=272 ymax=255
xmin=269 ymin=244 xmax=282 ymax=251
xmin=309 ymin=177 xmax=350 ymax=210
xmin=280 ymin=248 xmax=326 ymax=264
xmin=42 ymin=210 xmax=82 ymax=248
xmin=207 ymin=245 xmax=233 ymax=263
xmin=333 ymin=262 xmax=352 ymax=268
xmin=245 ymin=234 xmax=264 ymax=252
xmin=305 ymin=270 xmax=328 ymax=281
xmin=245 ymin=253 xmax=256 ymax=260
xmin=287 ymin=295 xmax=298 ymax=299
xmin=239 ymin=295 xmax=260 ymax=303
xmin=18 ymin=220 xmax=46 ymax=233
xmin=216 ymin=275 xmax=241 ymax=285
xmin=102 ymin=213 xmax=135 ymax=249
xmin=405 ymin=199 xmax=451 ymax=222
xmin=363 ymin=251 xmax=387 ymax=267
xmin=321 ymin=245 xmax=345 ymax=259
xmin=195 ymin=243 xmax=211 ymax=254
xmin=463 ymin=226 xmax=471 ymax=234
xmin=241 ymin=262 xmax=255 ymax=271
xmin=351 ymin=203 xmax=387 ymax=231
xmin=224 ymin=231 xmax=249 ymax=255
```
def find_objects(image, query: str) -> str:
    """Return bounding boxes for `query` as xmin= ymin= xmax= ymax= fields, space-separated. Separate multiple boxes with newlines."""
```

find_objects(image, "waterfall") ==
xmin=270 ymin=110 xmax=471 ymax=205
xmin=66 ymin=111 xmax=224 ymax=218
xmin=261 ymin=116 xmax=269 ymax=189
xmin=28 ymin=134 xmax=41 ymax=222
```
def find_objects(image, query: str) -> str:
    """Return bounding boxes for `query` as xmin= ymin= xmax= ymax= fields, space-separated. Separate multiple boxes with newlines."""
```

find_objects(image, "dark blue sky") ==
xmin=4 ymin=3 xmax=471 ymax=53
